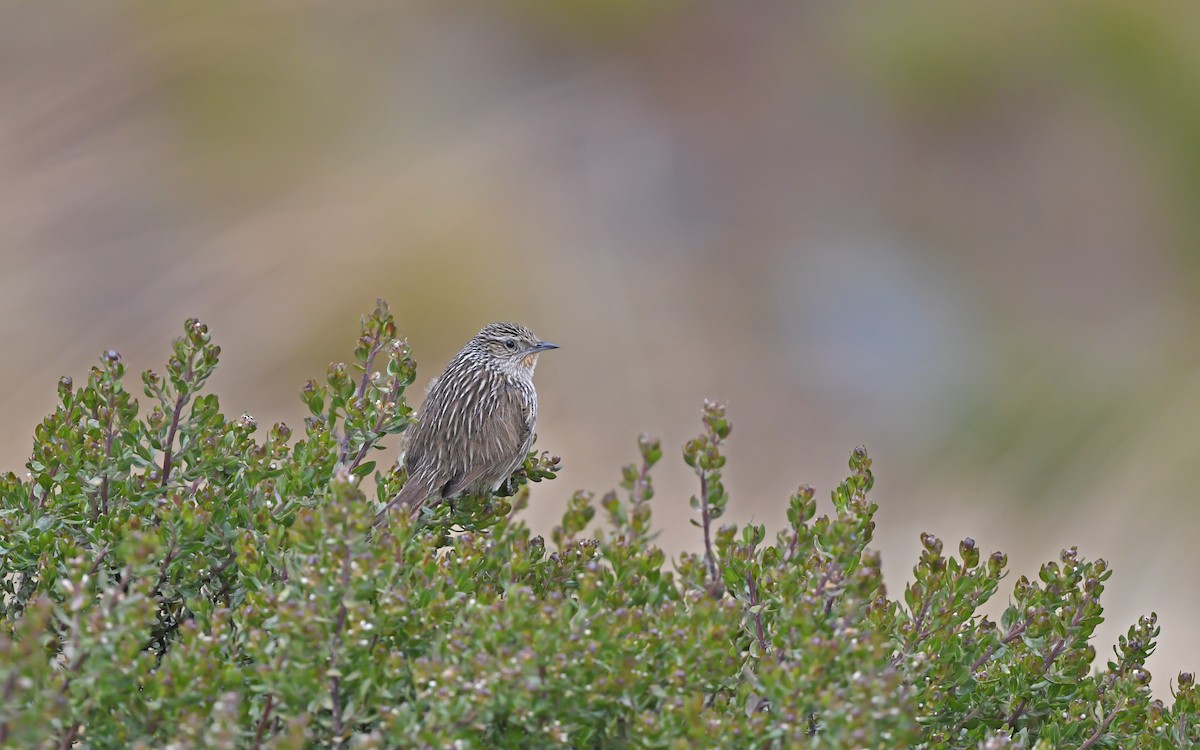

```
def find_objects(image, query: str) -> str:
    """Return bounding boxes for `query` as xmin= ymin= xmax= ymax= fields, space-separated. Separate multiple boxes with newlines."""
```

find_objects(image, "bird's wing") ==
xmin=401 ymin=374 xmax=443 ymax=473
xmin=442 ymin=384 xmax=532 ymax=498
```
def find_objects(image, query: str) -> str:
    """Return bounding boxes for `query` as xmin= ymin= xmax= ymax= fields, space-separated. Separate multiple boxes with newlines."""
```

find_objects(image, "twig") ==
xmin=0 ymin=671 xmax=18 ymax=743
xmin=96 ymin=386 xmax=116 ymax=519
xmin=746 ymin=573 xmax=772 ymax=658
xmin=151 ymin=542 xmax=179 ymax=597
xmin=910 ymin=594 xmax=935 ymax=646
xmin=698 ymin=471 xmax=718 ymax=583
xmin=786 ymin=529 xmax=799 ymax=562
xmin=159 ymin=392 xmax=187 ymax=487
xmin=631 ymin=443 xmax=653 ymax=509
xmin=208 ymin=552 xmax=239 ymax=603
xmin=1076 ymin=697 xmax=1125 ymax=750
xmin=250 ymin=693 xmax=275 ymax=750
xmin=953 ymin=705 xmax=983 ymax=734
xmin=59 ymin=615 xmax=88 ymax=697
xmin=1040 ymin=604 xmax=1086 ymax=672
xmin=88 ymin=544 xmax=110 ymax=577
xmin=338 ymin=336 xmax=383 ymax=465
xmin=57 ymin=722 xmax=80 ymax=750
xmin=890 ymin=585 xmax=937 ymax=669
xmin=1004 ymin=698 xmax=1028 ymax=728
xmin=345 ymin=381 xmax=396 ymax=475
xmin=970 ymin=618 xmax=1030 ymax=674
xmin=96 ymin=474 xmax=110 ymax=520
xmin=328 ymin=538 xmax=354 ymax=748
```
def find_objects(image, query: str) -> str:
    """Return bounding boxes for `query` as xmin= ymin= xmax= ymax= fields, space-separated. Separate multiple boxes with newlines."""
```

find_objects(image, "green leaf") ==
xmin=352 ymin=461 xmax=377 ymax=477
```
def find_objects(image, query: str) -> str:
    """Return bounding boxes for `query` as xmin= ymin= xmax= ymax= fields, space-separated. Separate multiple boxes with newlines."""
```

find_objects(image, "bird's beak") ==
xmin=529 ymin=341 xmax=559 ymax=353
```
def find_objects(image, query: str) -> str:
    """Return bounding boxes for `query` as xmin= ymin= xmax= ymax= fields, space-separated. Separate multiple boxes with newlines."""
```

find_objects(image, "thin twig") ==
xmin=631 ymin=443 xmax=653 ymax=509
xmin=59 ymin=613 xmax=88 ymax=697
xmin=698 ymin=471 xmax=718 ymax=582
xmin=328 ymin=538 xmax=354 ymax=748
xmin=96 ymin=387 xmax=116 ymax=519
xmin=786 ymin=529 xmax=799 ymax=562
xmin=693 ymin=418 xmax=725 ymax=586
xmin=821 ymin=568 xmax=839 ymax=616
xmin=953 ymin=705 xmax=983 ymax=734
xmin=0 ymin=671 xmax=18 ymax=743
xmin=1004 ymin=698 xmax=1028 ymax=728
xmin=88 ymin=544 xmax=110 ymax=577
xmin=250 ymin=693 xmax=275 ymax=750
xmin=96 ymin=474 xmax=110 ymax=520
xmin=1077 ymin=697 xmax=1125 ymax=750
xmin=970 ymin=619 xmax=1029 ymax=674
xmin=890 ymin=590 xmax=936 ymax=669
xmin=747 ymin=573 xmax=772 ymax=658
xmin=353 ymin=340 xmax=381 ymax=404
xmin=338 ymin=336 xmax=383 ymax=465
xmin=208 ymin=552 xmax=239 ymax=603
xmin=349 ymin=377 xmax=401 ymax=476
xmin=57 ymin=722 xmax=80 ymax=750
xmin=911 ymin=594 xmax=934 ymax=645
xmin=159 ymin=393 xmax=187 ymax=487
xmin=151 ymin=542 xmax=179 ymax=597
xmin=1041 ymin=604 xmax=1086 ymax=672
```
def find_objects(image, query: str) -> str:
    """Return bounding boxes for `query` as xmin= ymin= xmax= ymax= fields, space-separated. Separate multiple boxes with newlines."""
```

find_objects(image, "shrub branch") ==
xmin=1077 ymin=698 xmax=1125 ymax=750
xmin=250 ymin=693 xmax=275 ymax=750
xmin=698 ymin=471 xmax=718 ymax=582
xmin=159 ymin=388 xmax=188 ymax=488
xmin=328 ymin=537 xmax=353 ymax=748
xmin=2 ymin=303 xmax=1193 ymax=748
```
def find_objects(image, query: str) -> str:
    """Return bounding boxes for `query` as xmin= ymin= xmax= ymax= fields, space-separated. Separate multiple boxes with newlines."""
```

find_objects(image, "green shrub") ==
xmin=1 ymin=300 xmax=1195 ymax=749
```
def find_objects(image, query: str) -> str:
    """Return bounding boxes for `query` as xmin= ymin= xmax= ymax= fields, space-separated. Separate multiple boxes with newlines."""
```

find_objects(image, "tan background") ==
xmin=4 ymin=1 xmax=1200 ymax=693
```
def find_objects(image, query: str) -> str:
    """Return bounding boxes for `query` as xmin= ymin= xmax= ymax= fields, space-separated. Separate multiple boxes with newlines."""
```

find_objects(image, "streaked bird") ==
xmin=374 ymin=322 xmax=557 ymax=526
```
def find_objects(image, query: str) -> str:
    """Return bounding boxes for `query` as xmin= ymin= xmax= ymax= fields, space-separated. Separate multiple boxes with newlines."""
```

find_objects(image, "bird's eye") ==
xmin=504 ymin=338 xmax=518 ymax=351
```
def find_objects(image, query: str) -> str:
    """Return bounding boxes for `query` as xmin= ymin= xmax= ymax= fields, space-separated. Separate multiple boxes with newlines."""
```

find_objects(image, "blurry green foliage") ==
xmin=1 ymin=301 xmax=1196 ymax=748
xmin=851 ymin=0 xmax=1200 ymax=281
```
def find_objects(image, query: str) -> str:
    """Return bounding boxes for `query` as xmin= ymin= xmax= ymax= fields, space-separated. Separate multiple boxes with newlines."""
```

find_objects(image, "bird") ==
xmin=374 ymin=322 xmax=558 ymax=526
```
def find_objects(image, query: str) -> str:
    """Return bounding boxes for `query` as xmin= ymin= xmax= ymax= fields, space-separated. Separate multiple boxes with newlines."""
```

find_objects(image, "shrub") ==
xmin=1 ymin=300 xmax=1195 ymax=749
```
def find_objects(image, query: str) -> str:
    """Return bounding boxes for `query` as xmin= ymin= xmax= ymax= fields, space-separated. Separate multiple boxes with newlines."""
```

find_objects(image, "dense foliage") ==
xmin=1 ymin=301 xmax=1195 ymax=749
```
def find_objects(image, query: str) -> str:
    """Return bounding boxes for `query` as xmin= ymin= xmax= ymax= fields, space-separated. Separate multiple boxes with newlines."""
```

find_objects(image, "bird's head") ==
xmin=474 ymin=322 xmax=558 ymax=377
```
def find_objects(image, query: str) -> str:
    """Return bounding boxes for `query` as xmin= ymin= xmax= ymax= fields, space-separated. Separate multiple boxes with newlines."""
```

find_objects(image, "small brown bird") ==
xmin=374 ymin=322 xmax=557 ymax=525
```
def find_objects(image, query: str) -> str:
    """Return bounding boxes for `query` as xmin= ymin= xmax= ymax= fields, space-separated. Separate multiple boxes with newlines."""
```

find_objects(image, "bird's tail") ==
xmin=372 ymin=471 xmax=437 ymax=529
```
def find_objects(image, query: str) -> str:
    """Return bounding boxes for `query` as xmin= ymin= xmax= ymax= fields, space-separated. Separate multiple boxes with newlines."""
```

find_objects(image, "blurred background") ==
xmin=4 ymin=1 xmax=1200 ymax=691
